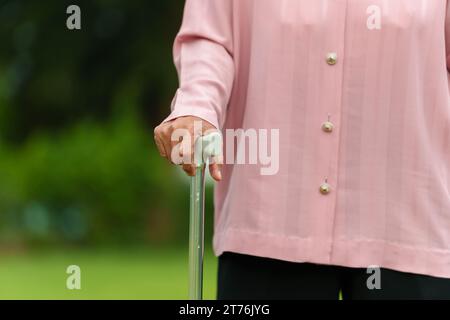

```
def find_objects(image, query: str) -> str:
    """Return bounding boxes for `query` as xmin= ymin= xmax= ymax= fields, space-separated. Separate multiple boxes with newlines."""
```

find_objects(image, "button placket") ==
xmin=320 ymin=54 xmax=339 ymax=196
xmin=320 ymin=114 xmax=334 ymax=195
xmin=325 ymin=0 xmax=350 ymax=262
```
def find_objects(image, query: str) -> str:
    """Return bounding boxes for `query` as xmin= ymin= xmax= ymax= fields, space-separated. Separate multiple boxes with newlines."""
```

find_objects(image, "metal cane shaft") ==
xmin=188 ymin=164 xmax=206 ymax=300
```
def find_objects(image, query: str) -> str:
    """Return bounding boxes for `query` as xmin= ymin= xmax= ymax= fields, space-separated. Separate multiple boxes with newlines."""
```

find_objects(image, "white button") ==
xmin=326 ymin=52 xmax=338 ymax=65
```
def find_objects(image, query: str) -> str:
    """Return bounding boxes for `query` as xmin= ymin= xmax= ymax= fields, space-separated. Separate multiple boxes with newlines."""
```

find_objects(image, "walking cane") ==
xmin=188 ymin=132 xmax=221 ymax=300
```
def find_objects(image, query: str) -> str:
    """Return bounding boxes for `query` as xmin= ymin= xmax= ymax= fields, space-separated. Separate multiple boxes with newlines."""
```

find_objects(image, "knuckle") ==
xmin=161 ymin=126 xmax=171 ymax=136
xmin=171 ymin=120 xmax=181 ymax=129
xmin=167 ymin=123 xmax=175 ymax=132
xmin=153 ymin=126 xmax=161 ymax=136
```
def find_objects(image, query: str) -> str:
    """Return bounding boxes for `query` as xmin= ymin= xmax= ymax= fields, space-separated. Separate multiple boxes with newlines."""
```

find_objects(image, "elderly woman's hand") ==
xmin=154 ymin=116 xmax=222 ymax=181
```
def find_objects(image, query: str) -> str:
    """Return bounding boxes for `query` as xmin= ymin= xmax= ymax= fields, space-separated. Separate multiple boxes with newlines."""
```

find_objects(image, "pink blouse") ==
xmin=163 ymin=0 xmax=450 ymax=278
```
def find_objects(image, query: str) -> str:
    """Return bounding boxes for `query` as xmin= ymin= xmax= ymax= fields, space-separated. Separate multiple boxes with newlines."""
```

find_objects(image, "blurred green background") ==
xmin=0 ymin=0 xmax=218 ymax=299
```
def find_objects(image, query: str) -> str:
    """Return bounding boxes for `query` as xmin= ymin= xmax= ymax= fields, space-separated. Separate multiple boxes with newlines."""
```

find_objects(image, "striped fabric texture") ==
xmin=163 ymin=0 xmax=450 ymax=278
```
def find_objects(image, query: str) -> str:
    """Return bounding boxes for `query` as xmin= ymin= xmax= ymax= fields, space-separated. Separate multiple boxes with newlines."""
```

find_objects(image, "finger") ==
xmin=171 ymin=143 xmax=184 ymax=165
xmin=178 ymin=141 xmax=184 ymax=157
xmin=172 ymin=126 xmax=194 ymax=165
xmin=154 ymin=135 xmax=167 ymax=158
xmin=161 ymin=135 xmax=174 ymax=163
xmin=209 ymin=163 xmax=222 ymax=181
xmin=183 ymin=164 xmax=196 ymax=176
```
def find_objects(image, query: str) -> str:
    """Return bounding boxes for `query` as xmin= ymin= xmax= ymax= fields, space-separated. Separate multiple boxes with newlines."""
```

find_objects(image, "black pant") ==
xmin=217 ymin=252 xmax=450 ymax=300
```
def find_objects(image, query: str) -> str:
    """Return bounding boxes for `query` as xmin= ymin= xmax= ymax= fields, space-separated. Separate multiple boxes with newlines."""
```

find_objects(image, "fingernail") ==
xmin=216 ymin=170 xmax=222 ymax=181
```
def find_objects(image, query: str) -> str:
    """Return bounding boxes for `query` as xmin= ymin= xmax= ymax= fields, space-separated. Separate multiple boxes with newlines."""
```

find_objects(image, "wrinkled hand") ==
xmin=153 ymin=116 xmax=222 ymax=181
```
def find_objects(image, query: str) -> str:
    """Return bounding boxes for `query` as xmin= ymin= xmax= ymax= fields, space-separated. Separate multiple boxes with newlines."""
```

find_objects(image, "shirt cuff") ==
xmin=161 ymin=108 xmax=220 ymax=130
xmin=161 ymin=90 xmax=221 ymax=129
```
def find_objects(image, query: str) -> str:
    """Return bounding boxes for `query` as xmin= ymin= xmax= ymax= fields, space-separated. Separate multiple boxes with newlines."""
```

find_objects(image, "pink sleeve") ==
xmin=162 ymin=0 xmax=235 ymax=129
xmin=446 ymin=1 xmax=450 ymax=72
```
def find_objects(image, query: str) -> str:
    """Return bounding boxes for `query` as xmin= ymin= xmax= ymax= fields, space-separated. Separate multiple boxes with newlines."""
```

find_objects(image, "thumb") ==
xmin=209 ymin=163 xmax=222 ymax=181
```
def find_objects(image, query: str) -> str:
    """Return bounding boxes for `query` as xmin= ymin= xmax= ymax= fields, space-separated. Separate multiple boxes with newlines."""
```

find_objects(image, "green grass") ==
xmin=0 ymin=247 xmax=218 ymax=300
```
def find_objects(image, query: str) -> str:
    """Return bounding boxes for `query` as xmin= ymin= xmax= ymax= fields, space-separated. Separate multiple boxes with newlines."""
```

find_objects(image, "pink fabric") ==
xmin=164 ymin=0 xmax=450 ymax=278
